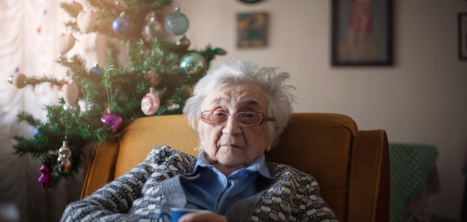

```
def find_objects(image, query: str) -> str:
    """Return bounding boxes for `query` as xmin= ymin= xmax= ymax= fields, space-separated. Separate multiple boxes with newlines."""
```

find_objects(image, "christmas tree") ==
xmin=8 ymin=0 xmax=225 ymax=190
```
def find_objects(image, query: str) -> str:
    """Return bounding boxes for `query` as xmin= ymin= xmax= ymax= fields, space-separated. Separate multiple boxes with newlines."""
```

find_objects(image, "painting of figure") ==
xmin=332 ymin=0 xmax=393 ymax=66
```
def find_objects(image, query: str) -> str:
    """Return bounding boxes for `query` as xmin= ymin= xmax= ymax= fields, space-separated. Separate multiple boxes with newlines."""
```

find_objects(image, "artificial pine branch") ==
xmin=63 ymin=21 xmax=81 ymax=33
xmin=11 ymin=0 xmax=226 ymax=189
xmin=22 ymin=76 xmax=64 ymax=89
xmin=17 ymin=111 xmax=42 ymax=127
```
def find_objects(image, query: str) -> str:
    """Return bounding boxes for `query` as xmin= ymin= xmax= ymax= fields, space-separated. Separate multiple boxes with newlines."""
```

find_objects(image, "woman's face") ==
xmin=201 ymin=82 xmax=274 ymax=173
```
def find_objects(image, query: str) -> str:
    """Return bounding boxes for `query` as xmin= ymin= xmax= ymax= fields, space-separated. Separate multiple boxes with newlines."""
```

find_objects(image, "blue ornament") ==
xmin=88 ymin=63 xmax=104 ymax=76
xmin=112 ymin=12 xmax=131 ymax=35
xmin=34 ymin=127 xmax=40 ymax=138
xmin=165 ymin=7 xmax=189 ymax=36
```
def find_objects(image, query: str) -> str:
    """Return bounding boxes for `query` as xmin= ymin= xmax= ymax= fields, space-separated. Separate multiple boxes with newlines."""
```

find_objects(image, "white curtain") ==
xmin=0 ymin=0 xmax=100 ymax=221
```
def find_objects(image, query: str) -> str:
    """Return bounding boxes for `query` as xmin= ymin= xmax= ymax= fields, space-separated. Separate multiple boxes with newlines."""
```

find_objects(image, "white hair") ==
xmin=183 ymin=59 xmax=296 ymax=148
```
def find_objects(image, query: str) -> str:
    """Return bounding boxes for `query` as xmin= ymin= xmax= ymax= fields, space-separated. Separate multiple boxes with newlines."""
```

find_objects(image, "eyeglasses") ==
xmin=201 ymin=110 xmax=276 ymax=127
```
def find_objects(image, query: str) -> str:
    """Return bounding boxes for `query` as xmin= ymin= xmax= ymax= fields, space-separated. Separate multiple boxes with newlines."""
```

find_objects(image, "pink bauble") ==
xmin=141 ymin=87 xmax=160 ymax=115
xmin=101 ymin=108 xmax=123 ymax=134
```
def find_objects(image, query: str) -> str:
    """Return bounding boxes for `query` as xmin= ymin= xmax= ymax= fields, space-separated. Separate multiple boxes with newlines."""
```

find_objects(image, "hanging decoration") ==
xmin=165 ymin=7 xmax=189 ymax=36
xmin=141 ymin=87 xmax=160 ymax=115
xmin=77 ymin=10 xmax=97 ymax=34
xmin=63 ymin=104 xmax=76 ymax=111
xmin=59 ymin=33 xmax=77 ymax=55
xmin=57 ymin=141 xmax=72 ymax=174
xmin=60 ymin=82 xmax=79 ymax=109
xmin=101 ymin=108 xmax=123 ymax=134
xmin=7 ymin=75 xmax=13 ymax=84
xmin=38 ymin=165 xmax=54 ymax=189
xmin=7 ymin=74 xmax=27 ymax=89
xmin=145 ymin=70 xmax=162 ymax=87
xmin=179 ymin=52 xmax=207 ymax=75
xmin=177 ymin=35 xmax=190 ymax=50
xmin=151 ymin=73 xmax=161 ymax=87
xmin=101 ymin=86 xmax=123 ymax=134
xmin=34 ymin=127 xmax=40 ymax=138
xmin=144 ymin=16 xmax=164 ymax=38
xmin=88 ymin=62 xmax=104 ymax=77
xmin=115 ymin=0 xmax=124 ymax=10
xmin=112 ymin=12 xmax=131 ymax=35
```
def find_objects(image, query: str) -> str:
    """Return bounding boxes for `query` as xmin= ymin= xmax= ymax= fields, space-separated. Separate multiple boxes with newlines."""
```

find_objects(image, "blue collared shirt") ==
xmin=180 ymin=150 xmax=275 ymax=216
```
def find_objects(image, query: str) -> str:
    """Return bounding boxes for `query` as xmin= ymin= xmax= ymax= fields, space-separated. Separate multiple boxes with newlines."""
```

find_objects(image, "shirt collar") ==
xmin=193 ymin=150 xmax=274 ymax=179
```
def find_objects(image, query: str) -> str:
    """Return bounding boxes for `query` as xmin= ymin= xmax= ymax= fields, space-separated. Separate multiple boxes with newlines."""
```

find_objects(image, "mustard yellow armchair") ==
xmin=81 ymin=113 xmax=389 ymax=222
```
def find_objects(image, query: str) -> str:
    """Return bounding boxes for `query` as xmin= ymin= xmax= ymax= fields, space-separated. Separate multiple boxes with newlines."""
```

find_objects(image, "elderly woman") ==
xmin=61 ymin=60 xmax=337 ymax=222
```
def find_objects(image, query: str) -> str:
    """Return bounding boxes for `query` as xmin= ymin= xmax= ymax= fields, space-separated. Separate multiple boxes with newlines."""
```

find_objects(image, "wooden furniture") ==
xmin=81 ymin=113 xmax=389 ymax=222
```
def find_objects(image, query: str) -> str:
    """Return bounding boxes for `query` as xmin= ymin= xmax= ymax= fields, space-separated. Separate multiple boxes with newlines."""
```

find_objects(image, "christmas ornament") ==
xmin=61 ymin=82 xmax=79 ymax=108
xmin=151 ymin=73 xmax=162 ymax=87
xmin=7 ymin=74 xmax=27 ymax=88
xmin=179 ymin=52 xmax=207 ymax=75
xmin=67 ymin=1 xmax=83 ymax=15
xmin=39 ymin=165 xmax=54 ymax=189
xmin=145 ymin=70 xmax=162 ymax=87
xmin=34 ymin=127 xmax=40 ymax=138
xmin=165 ymin=7 xmax=189 ymax=36
xmin=144 ymin=16 xmax=163 ymax=38
xmin=115 ymin=0 xmax=124 ymax=10
xmin=88 ymin=62 xmax=104 ymax=76
xmin=112 ymin=12 xmax=131 ymax=35
xmin=177 ymin=35 xmax=190 ymax=50
xmin=57 ymin=141 xmax=72 ymax=173
xmin=141 ymin=87 xmax=160 ymax=115
xmin=7 ymin=75 xmax=13 ymax=84
xmin=63 ymin=104 xmax=76 ymax=111
xmin=59 ymin=33 xmax=77 ymax=55
xmin=77 ymin=10 xmax=97 ymax=34
xmin=101 ymin=108 xmax=123 ymax=134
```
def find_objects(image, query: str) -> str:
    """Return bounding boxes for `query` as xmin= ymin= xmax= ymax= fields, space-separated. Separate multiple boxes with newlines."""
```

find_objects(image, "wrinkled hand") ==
xmin=178 ymin=211 xmax=227 ymax=222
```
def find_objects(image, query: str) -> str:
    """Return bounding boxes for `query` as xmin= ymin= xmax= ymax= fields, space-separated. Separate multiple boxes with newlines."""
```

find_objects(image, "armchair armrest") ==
xmin=80 ymin=140 xmax=120 ymax=199
xmin=348 ymin=130 xmax=390 ymax=222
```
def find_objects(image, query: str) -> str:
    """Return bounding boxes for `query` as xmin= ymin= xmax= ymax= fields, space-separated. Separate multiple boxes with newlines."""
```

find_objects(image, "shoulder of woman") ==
xmin=266 ymin=162 xmax=317 ymax=181
xmin=144 ymin=146 xmax=197 ymax=171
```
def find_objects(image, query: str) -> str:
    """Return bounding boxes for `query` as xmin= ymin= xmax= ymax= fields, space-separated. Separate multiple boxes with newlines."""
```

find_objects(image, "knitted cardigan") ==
xmin=61 ymin=146 xmax=337 ymax=222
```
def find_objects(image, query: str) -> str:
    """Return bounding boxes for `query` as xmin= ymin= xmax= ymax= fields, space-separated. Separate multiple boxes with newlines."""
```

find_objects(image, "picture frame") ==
xmin=459 ymin=13 xmax=467 ymax=60
xmin=331 ymin=0 xmax=393 ymax=66
xmin=237 ymin=12 xmax=268 ymax=48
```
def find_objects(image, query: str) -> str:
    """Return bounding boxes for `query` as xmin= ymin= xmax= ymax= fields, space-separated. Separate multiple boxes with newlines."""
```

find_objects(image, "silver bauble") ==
xmin=144 ymin=17 xmax=163 ymax=38
xmin=57 ymin=141 xmax=72 ymax=174
xmin=179 ymin=52 xmax=207 ymax=75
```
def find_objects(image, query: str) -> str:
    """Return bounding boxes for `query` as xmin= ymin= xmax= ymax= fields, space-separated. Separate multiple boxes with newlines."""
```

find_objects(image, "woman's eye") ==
xmin=214 ymin=112 xmax=227 ymax=117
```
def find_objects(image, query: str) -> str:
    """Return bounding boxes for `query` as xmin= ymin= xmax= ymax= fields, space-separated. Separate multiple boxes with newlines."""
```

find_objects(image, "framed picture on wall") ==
xmin=331 ymin=0 xmax=393 ymax=66
xmin=237 ymin=12 xmax=268 ymax=48
xmin=459 ymin=13 xmax=467 ymax=60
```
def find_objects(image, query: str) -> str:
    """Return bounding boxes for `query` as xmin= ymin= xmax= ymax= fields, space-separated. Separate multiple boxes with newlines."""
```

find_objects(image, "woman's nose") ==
xmin=222 ymin=116 xmax=242 ymax=136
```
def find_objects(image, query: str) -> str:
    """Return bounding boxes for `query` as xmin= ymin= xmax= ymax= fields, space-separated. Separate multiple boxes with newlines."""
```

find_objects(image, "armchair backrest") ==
xmin=81 ymin=113 xmax=389 ymax=222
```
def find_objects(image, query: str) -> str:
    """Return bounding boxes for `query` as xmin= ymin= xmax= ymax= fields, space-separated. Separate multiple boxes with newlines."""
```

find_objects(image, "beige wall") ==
xmin=171 ymin=0 xmax=467 ymax=218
